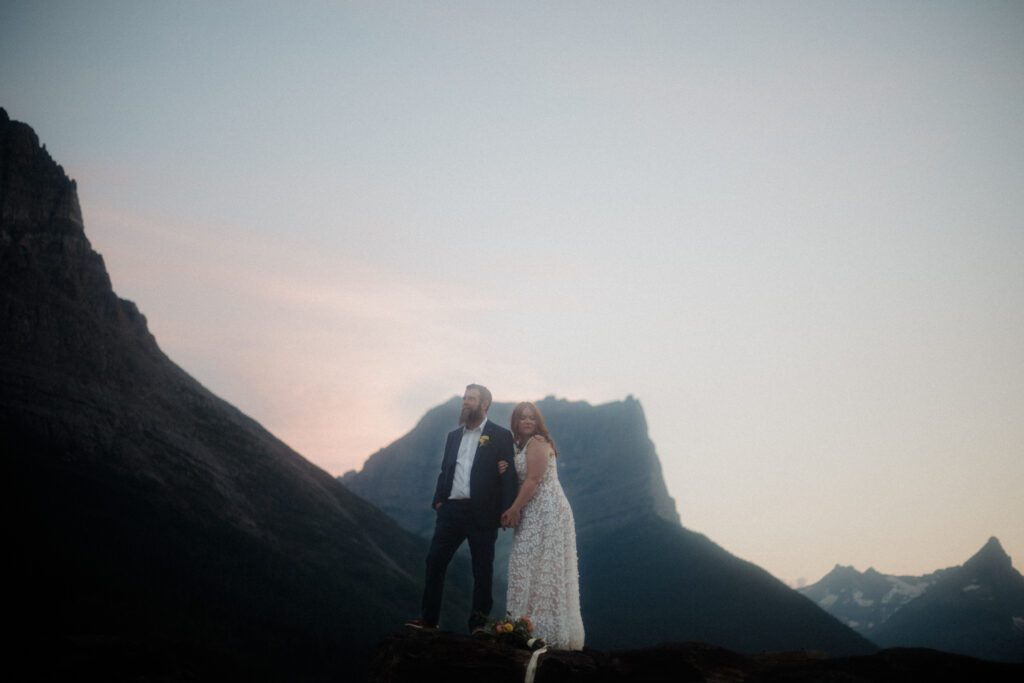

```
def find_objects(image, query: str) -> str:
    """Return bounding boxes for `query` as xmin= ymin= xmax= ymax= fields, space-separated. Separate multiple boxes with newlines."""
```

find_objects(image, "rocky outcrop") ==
xmin=1 ymin=107 xmax=82 ymax=234
xmin=1 ymin=107 xmax=158 ymax=382
xmin=371 ymin=628 xmax=1024 ymax=682
xmin=2 ymin=109 xmax=470 ymax=680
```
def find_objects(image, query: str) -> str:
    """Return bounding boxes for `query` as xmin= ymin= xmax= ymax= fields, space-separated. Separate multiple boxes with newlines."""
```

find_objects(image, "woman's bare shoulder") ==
xmin=526 ymin=435 xmax=552 ymax=456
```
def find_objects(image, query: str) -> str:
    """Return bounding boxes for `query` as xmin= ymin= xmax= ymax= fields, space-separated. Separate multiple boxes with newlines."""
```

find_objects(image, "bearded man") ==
xmin=407 ymin=383 xmax=517 ymax=633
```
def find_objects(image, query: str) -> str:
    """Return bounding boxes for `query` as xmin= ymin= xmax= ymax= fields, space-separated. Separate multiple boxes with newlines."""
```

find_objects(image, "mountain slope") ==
xmin=342 ymin=395 xmax=876 ymax=656
xmin=2 ymin=108 xmax=469 ymax=680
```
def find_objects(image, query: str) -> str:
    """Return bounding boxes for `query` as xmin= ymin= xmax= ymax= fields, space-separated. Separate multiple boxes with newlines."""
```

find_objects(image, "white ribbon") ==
xmin=524 ymin=645 xmax=548 ymax=683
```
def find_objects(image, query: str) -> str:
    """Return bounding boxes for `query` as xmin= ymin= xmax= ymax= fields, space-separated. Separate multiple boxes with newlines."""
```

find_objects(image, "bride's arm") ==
xmin=501 ymin=438 xmax=550 ymax=526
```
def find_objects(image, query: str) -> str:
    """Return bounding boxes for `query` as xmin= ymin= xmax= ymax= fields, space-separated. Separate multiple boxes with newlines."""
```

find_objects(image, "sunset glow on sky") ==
xmin=3 ymin=1 xmax=1022 ymax=587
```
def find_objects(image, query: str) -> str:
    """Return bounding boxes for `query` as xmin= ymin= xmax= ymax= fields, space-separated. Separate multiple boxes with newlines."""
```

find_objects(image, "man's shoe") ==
xmin=404 ymin=619 xmax=437 ymax=630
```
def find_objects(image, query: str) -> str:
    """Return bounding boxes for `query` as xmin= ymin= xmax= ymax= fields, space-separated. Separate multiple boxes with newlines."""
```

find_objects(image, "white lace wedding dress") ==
xmin=506 ymin=437 xmax=585 ymax=650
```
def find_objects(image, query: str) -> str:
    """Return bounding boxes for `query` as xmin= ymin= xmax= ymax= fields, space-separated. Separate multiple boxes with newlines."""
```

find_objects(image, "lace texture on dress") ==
xmin=505 ymin=437 xmax=585 ymax=650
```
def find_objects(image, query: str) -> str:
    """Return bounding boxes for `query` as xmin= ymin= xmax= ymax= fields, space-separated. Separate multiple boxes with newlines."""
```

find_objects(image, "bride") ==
xmin=500 ymin=402 xmax=585 ymax=650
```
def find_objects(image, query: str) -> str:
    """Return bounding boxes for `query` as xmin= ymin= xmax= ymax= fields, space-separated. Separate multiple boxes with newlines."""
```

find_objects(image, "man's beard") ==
xmin=460 ymin=405 xmax=483 ymax=426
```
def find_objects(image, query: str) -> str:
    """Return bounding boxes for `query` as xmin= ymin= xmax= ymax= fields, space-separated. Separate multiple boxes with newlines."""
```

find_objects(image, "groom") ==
xmin=410 ymin=384 xmax=517 ymax=633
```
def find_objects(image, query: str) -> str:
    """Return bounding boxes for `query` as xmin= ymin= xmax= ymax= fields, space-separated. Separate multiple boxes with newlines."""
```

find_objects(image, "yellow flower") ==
xmin=504 ymin=622 xmax=514 ymax=633
xmin=478 ymin=435 xmax=490 ymax=447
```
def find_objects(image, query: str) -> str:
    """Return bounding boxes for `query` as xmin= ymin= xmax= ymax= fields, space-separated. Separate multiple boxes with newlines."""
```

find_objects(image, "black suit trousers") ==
xmin=422 ymin=500 xmax=498 ymax=630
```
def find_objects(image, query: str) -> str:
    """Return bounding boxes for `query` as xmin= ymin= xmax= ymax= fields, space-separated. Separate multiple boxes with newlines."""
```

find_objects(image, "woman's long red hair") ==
xmin=510 ymin=401 xmax=558 ymax=456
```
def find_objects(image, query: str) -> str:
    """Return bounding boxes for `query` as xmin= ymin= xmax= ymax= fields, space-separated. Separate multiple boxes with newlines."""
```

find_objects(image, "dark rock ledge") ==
xmin=370 ymin=628 xmax=1024 ymax=682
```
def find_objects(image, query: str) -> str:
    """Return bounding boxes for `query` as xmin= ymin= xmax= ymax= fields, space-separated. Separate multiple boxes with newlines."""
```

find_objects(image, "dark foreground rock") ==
xmin=371 ymin=628 xmax=1024 ymax=682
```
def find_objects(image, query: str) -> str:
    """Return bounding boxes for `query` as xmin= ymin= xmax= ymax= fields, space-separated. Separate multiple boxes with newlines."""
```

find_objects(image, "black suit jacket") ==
xmin=432 ymin=419 xmax=518 ymax=527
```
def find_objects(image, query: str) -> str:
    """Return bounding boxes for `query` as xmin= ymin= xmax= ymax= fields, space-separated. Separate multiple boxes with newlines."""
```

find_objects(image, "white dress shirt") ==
xmin=449 ymin=418 xmax=488 ymax=500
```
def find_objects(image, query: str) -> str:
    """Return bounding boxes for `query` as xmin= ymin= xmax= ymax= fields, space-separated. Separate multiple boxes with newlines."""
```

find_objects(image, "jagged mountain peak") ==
xmin=964 ymin=536 xmax=1012 ymax=570
xmin=819 ymin=564 xmax=862 ymax=583
xmin=1 ymin=110 xmax=80 ymax=232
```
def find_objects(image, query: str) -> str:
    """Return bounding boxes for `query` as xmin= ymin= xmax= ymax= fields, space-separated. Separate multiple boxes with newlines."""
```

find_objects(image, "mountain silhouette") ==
xmin=342 ymin=395 xmax=876 ymax=655
xmin=801 ymin=537 xmax=1024 ymax=662
xmin=1 ymin=108 xmax=469 ymax=680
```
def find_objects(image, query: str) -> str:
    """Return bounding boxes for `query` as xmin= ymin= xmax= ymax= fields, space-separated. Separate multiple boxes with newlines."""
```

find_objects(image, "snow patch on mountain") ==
xmin=881 ymin=577 xmax=930 ymax=604
xmin=852 ymin=591 xmax=874 ymax=607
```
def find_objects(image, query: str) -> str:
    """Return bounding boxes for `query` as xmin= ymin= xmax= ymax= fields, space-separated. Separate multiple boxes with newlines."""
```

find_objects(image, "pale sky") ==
xmin=3 ymin=1 xmax=1022 ymax=587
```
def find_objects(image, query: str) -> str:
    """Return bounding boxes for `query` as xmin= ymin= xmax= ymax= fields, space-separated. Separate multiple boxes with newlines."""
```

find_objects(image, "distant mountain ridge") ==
xmin=1 ymin=108 xmax=469 ymax=680
xmin=799 ymin=564 xmax=950 ymax=634
xmin=800 ymin=537 xmax=1024 ymax=662
xmin=342 ymin=395 xmax=875 ymax=656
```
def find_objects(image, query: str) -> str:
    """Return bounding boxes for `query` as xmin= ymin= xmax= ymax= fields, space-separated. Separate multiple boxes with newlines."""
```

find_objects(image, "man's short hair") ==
xmin=466 ymin=383 xmax=492 ymax=410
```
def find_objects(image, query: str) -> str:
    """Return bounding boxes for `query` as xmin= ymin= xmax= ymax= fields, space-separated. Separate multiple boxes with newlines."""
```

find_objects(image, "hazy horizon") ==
xmin=3 ymin=1 xmax=1021 ymax=587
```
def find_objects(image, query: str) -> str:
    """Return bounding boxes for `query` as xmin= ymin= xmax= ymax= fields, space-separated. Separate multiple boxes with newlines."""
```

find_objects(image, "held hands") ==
xmin=497 ymin=460 xmax=517 ymax=528
xmin=501 ymin=507 xmax=521 ymax=529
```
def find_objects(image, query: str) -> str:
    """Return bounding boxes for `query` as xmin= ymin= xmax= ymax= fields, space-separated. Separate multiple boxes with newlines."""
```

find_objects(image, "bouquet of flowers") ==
xmin=485 ymin=613 xmax=546 ymax=650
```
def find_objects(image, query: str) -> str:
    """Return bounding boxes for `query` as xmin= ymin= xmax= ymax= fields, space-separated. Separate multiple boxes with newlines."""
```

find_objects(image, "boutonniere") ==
xmin=478 ymin=435 xmax=490 ymax=447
